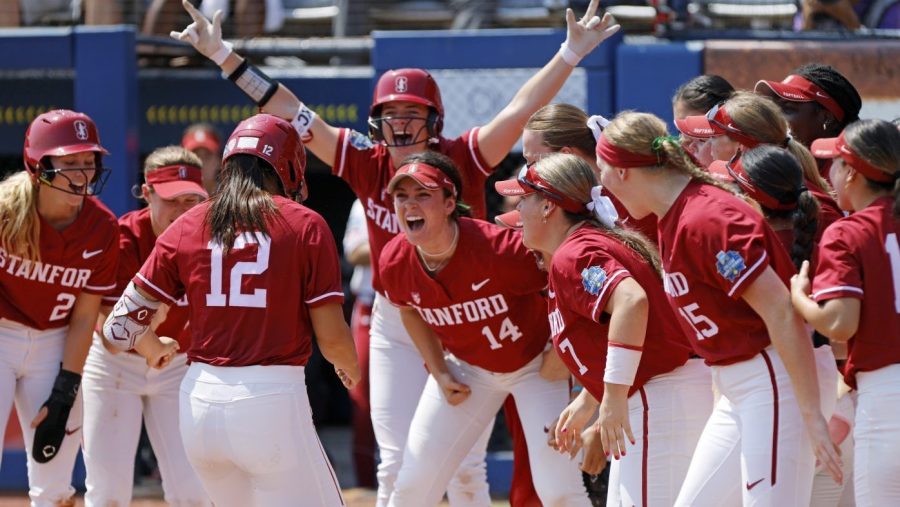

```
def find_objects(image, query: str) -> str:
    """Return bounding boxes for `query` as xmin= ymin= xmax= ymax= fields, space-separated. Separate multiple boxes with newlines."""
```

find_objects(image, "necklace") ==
xmin=417 ymin=222 xmax=459 ymax=272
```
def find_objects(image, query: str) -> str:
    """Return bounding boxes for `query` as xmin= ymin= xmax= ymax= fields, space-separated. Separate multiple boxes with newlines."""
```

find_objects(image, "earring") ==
xmin=822 ymin=121 xmax=828 ymax=131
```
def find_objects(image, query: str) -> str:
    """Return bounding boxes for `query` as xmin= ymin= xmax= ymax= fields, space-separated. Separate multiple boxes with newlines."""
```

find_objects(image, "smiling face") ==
xmin=46 ymin=151 xmax=97 ymax=204
xmin=380 ymin=100 xmax=432 ymax=160
xmin=516 ymin=191 xmax=549 ymax=251
xmin=142 ymin=186 xmax=204 ymax=236
xmin=391 ymin=177 xmax=455 ymax=248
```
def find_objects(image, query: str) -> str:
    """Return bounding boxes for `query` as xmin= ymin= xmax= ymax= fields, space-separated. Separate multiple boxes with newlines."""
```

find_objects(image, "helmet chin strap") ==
xmin=380 ymin=117 xmax=431 ymax=148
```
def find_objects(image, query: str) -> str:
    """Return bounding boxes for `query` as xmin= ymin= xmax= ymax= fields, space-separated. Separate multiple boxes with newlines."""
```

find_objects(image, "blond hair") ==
xmin=602 ymin=111 xmax=737 ymax=195
xmin=534 ymin=153 xmax=662 ymax=274
xmin=843 ymin=119 xmax=900 ymax=217
xmin=144 ymin=146 xmax=203 ymax=177
xmin=525 ymin=104 xmax=596 ymax=158
xmin=0 ymin=172 xmax=40 ymax=262
xmin=724 ymin=92 xmax=831 ymax=193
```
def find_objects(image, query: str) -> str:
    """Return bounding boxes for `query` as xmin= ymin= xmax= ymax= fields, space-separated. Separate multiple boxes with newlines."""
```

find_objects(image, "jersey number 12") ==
xmin=206 ymin=233 xmax=270 ymax=308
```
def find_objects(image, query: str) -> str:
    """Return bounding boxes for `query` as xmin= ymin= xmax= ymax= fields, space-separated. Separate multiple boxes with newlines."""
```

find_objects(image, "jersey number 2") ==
xmin=206 ymin=233 xmax=271 ymax=308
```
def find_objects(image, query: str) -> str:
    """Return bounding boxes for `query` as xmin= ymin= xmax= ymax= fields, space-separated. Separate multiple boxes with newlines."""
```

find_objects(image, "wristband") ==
xmin=225 ymin=60 xmax=279 ymax=107
xmin=210 ymin=40 xmax=234 ymax=66
xmin=603 ymin=341 xmax=642 ymax=386
xmin=558 ymin=42 xmax=582 ymax=67
xmin=292 ymin=103 xmax=318 ymax=141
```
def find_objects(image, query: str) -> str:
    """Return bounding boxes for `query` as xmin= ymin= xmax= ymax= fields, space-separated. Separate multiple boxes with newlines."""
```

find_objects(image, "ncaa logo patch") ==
xmin=395 ymin=76 xmax=408 ymax=93
xmin=716 ymin=250 xmax=746 ymax=283
xmin=73 ymin=120 xmax=89 ymax=141
xmin=581 ymin=266 xmax=607 ymax=296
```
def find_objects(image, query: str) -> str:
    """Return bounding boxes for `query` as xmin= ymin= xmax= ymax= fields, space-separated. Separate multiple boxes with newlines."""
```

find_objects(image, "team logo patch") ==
xmin=411 ymin=292 xmax=421 ymax=304
xmin=348 ymin=130 xmax=374 ymax=151
xmin=716 ymin=250 xmax=746 ymax=283
xmin=73 ymin=120 xmax=89 ymax=141
xmin=395 ymin=76 xmax=408 ymax=93
xmin=178 ymin=166 xmax=188 ymax=179
xmin=581 ymin=266 xmax=607 ymax=296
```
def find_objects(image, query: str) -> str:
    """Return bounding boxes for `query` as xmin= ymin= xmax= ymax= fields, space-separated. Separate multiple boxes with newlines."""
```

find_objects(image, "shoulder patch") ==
xmin=581 ymin=266 xmax=607 ymax=296
xmin=348 ymin=130 xmax=375 ymax=151
xmin=716 ymin=250 xmax=746 ymax=283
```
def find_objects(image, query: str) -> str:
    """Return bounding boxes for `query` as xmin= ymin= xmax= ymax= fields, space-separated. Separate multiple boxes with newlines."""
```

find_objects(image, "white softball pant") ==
xmin=0 ymin=319 xmax=82 ymax=507
xmin=369 ymin=293 xmax=490 ymax=507
xmin=81 ymin=334 xmax=209 ymax=506
xmin=608 ymin=358 xmax=713 ymax=507
xmin=675 ymin=346 xmax=835 ymax=507
xmin=388 ymin=353 xmax=589 ymax=507
xmin=854 ymin=363 xmax=900 ymax=507
xmin=811 ymin=391 xmax=855 ymax=507
xmin=179 ymin=363 xmax=344 ymax=507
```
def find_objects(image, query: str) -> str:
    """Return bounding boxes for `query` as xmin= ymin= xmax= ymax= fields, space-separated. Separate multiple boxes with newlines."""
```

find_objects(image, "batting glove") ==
xmin=32 ymin=368 xmax=81 ymax=464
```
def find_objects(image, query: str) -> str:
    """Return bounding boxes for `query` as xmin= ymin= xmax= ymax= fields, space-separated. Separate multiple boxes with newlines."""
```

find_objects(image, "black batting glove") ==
xmin=32 ymin=368 xmax=81 ymax=464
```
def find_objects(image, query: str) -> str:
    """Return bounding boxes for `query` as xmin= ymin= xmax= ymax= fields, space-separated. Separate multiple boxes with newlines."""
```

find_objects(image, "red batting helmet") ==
xmin=368 ymin=68 xmax=444 ymax=141
xmin=24 ymin=109 xmax=109 ymax=176
xmin=223 ymin=114 xmax=307 ymax=201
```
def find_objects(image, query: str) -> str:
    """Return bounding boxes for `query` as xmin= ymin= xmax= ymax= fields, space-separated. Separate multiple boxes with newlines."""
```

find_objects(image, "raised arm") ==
xmin=476 ymin=0 xmax=620 ymax=167
xmin=171 ymin=0 xmax=340 ymax=165
xmin=744 ymin=267 xmax=843 ymax=484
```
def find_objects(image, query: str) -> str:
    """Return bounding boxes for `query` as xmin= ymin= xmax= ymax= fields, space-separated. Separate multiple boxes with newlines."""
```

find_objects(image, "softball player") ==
xmin=81 ymin=147 xmax=210 ymax=506
xmin=496 ymin=153 xmax=712 ymax=506
xmin=103 ymin=114 xmax=360 ymax=507
xmin=676 ymin=92 xmax=843 ymax=238
xmin=170 ymin=1 xmax=621 ymax=504
xmin=598 ymin=112 xmax=840 ymax=507
xmin=378 ymin=152 xmax=589 ymax=506
xmin=0 ymin=109 xmax=118 ymax=506
xmin=672 ymin=75 xmax=735 ymax=169
xmin=791 ymin=119 xmax=900 ymax=507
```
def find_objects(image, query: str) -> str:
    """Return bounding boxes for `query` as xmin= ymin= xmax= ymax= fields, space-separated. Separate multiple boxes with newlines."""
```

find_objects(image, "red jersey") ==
xmin=548 ymin=226 xmax=691 ymax=399
xmin=811 ymin=197 xmax=900 ymax=389
xmin=657 ymin=181 xmax=796 ymax=365
xmin=379 ymin=218 xmax=549 ymax=373
xmin=332 ymin=128 xmax=493 ymax=293
xmin=0 ymin=196 xmax=118 ymax=330
xmin=134 ymin=196 xmax=344 ymax=367
xmin=102 ymin=208 xmax=190 ymax=347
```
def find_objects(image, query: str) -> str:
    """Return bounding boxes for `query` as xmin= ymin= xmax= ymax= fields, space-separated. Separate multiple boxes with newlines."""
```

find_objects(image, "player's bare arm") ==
xmin=790 ymin=260 xmax=861 ymax=342
xmin=476 ymin=0 xmax=620 ymax=167
xmin=594 ymin=278 xmax=646 ymax=461
xmin=744 ymin=267 xmax=844 ymax=484
xmin=170 ymin=0 xmax=340 ymax=166
xmin=310 ymin=303 xmax=361 ymax=389
xmin=399 ymin=306 xmax=471 ymax=406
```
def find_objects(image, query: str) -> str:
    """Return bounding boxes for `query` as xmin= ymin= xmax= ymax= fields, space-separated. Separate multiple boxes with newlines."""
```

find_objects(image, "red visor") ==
xmin=494 ymin=165 xmax=589 ymax=215
xmin=146 ymin=164 xmax=207 ymax=199
xmin=387 ymin=162 xmax=457 ymax=196
xmin=810 ymin=132 xmax=895 ymax=184
xmin=706 ymin=102 xmax=762 ymax=149
xmin=182 ymin=129 xmax=221 ymax=153
xmin=755 ymin=75 xmax=845 ymax=122
xmin=595 ymin=134 xmax=661 ymax=168
xmin=494 ymin=210 xmax=523 ymax=229
xmin=712 ymin=157 xmax=798 ymax=211
xmin=675 ymin=116 xmax=717 ymax=139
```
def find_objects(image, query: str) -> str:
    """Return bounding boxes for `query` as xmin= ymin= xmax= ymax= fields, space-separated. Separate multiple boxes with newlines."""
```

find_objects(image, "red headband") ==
xmin=146 ymin=164 xmax=203 ymax=185
xmin=387 ymin=162 xmax=458 ymax=196
xmin=725 ymin=156 xmax=799 ymax=211
xmin=595 ymin=134 xmax=661 ymax=168
xmin=520 ymin=164 xmax=590 ymax=215
xmin=706 ymin=103 xmax=762 ymax=149
xmin=835 ymin=132 xmax=895 ymax=183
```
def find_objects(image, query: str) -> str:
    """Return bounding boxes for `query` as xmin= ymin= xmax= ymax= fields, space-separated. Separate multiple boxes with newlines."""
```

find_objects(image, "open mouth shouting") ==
xmin=405 ymin=215 xmax=426 ymax=232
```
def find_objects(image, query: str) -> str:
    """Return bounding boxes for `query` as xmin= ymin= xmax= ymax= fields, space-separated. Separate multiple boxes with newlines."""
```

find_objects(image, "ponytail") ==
xmin=785 ymin=138 xmax=831 ymax=195
xmin=790 ymin=190 xmax=820 ymax=269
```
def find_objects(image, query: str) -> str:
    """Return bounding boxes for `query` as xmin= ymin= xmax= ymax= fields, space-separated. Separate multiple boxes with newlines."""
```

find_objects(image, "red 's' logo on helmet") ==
xmin=395 ymin=76 xmax=408 ymax=93
xmin=73 ymin=120 xmax=89 ymax=141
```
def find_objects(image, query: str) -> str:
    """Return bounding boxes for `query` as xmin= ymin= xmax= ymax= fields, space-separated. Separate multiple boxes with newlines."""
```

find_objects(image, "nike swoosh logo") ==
xmin=82 ymin=249 xmax=103 ymax=259
xmin=471 ymin=278 xmax=490 ymax=291
xmin=746 ymin=478 xmax=765 ymax=490
xmin=815 ymin=91 xmax=830 ymax=98
xmin=65 ymin=426 xmax=81 ymax=436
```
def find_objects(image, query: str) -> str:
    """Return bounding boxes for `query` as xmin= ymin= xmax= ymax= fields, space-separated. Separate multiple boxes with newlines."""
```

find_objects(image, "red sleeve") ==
xmin=811 ymin=222 xmax=863 ymax=302
xmin=134 ymin=219 xmax=185 ymax=305
xmin=551 ymin=247 xmax=632 ymax=323
xmin=460 ymin=127 xmax=491 ymax=178
xmin=82 ymin=219 xmax=119 ymax=297
xmin=691 ymin=205 xmax=772 ymax=300
xmin=301 ymin=213 xmax=344 ymax=308
xmin=102 ymin=224 xmax=141 ymax=305
xmin=332 ymin=128 xmax=380 ymax=196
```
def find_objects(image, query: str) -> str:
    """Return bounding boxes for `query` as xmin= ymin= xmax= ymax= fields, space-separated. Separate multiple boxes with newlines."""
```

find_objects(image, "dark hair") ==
xmin=205 ymin=154 xmax=282 ymax=251
xmin=672 ymin=75 xmax=735 ymax=116
xmin=793 ymin=63 xmax=862 ymax=128
xmin=842 ymin=119 xmax=900 ymax=218
xmin=399 ymin=151 xmax=472 ymax=219
xmin=741 ymin=146 xmax=819 ymax=269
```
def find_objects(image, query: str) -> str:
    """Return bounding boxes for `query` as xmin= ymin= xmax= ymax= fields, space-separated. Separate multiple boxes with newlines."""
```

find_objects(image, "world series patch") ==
xmin=348 ymin=130 xmax=375 ymax=151
xmin=581 ymin=266 xmax=607 ymax=295
xmin=716 ymin=250 xmax=746 ymax=283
